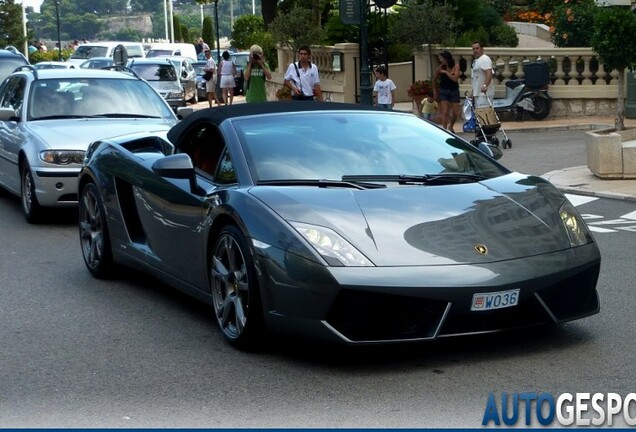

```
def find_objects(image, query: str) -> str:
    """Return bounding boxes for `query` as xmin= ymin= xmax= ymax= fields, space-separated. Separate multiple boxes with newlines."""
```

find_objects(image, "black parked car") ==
xmin=230 ymin=52 xmax=249 ymax=95
xmin=193 ymin=60 xmax=208 ymax=101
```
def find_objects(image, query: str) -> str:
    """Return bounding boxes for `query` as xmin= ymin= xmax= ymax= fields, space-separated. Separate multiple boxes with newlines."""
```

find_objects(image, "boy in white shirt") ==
xmin=373 ymin=66 xmax=396 ymax=110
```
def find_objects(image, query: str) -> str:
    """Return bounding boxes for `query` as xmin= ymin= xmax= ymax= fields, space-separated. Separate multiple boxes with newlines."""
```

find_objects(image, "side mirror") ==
xmin=152 ymin=153 xmax=197 ymax=192
xmin=0 ymin=107 xmax=20 ymax=122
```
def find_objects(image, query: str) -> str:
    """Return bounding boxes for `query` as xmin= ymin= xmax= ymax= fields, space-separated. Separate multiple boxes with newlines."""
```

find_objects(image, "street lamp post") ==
xmin=359 ymin=0 xmax=373 ymax=105
xmin=214 ymin=0 xmax=221 ymax=61
xmin=54 ymin=0 xmax=62 ymax=61
xmin=214 ymin=0 xmax=222 ymax=98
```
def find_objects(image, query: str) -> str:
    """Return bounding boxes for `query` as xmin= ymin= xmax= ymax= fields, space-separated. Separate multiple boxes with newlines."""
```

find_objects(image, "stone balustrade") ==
xmin=266 ymin=44 xmax=623 ymax=118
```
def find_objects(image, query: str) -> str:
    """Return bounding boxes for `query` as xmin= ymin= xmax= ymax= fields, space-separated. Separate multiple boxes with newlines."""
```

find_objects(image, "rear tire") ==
xmin=79 ymin=182 xmax=115 ymax=278
xmin=529 ymin=94 xmax=551 ymax=120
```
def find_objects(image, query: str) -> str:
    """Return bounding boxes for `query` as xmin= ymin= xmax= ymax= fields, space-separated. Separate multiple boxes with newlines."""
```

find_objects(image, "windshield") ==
xmin=130 ymin=63 xmax=177 ymax=81
xmin=193 ymin=63 xmax=206 ymax=75
xmin=71 ymin=45 xmax=108 ymax=60
xmin=0 ymin=57 xmax=28 ymax=80
xmin=231 ymin=54 xmax=249 ymax=67
xmin=28 ymin=77 xmax=175 ymax=120
xmin=146 ymin=49 xmax=173 ymax=58
xmin=234 ymin=112 xmax=508 ymax=182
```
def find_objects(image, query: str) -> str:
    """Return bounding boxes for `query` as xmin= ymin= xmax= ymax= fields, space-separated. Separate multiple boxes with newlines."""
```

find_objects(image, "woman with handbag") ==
xmin=203 ymin=50 xmax=220 ymax=107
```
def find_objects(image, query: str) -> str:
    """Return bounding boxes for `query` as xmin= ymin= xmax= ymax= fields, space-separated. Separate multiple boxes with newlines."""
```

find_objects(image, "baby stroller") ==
xmin=463 ymin=95 xmax=511 ymax=151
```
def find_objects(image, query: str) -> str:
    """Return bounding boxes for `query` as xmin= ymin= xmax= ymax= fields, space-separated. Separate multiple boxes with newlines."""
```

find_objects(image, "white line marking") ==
xmin=589 ymin=226 xmax=616 ymax=233
xmin=566 ymin=194 xmax=598 ymax=207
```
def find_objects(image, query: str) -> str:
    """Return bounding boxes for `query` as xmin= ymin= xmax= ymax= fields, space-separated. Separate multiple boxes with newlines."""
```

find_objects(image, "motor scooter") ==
xmin=492 ymin=79 xmax=552 ymax=120
xmin=491 ymin=60 xmax=552 ymax=120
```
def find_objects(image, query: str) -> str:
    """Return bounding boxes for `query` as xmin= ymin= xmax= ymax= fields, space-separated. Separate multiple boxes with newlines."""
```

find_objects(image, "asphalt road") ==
xmin=1 ymin=130 xmax=634 ymax=428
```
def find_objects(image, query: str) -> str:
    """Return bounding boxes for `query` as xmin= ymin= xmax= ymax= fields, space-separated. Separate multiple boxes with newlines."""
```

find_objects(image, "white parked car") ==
xmin=33 ymin=61 xmax=76 ymax=70
xmin=67 ymin=41 xmax=146 ymax=66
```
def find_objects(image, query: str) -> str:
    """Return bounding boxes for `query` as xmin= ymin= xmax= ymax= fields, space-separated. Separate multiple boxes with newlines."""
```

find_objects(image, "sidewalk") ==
xmin=394 ymin=101 xmax=636 ymax=202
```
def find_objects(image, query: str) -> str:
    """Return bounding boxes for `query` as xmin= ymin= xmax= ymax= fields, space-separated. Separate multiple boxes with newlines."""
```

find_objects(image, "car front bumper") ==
xmin=34 ymin=166 xmax=80 ymax=207
xmin=257 ymin=242 xmax=601 ymax=344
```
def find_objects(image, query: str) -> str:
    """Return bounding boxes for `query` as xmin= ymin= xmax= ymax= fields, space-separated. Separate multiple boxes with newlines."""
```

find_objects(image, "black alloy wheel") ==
xmin=79 ymin=182 xmax=115 ymax=278
xmin=210 ymin=225 xmax=263 ymax=349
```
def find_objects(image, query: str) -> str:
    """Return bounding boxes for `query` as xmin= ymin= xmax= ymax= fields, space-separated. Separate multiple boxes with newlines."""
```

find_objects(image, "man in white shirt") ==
xmin=284 ymin=45 xmax=323 ymax=102
xmin=471 ymin=41 xmax=494 ymax=108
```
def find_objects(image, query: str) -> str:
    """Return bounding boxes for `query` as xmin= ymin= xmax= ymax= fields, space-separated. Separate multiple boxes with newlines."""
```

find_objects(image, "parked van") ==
xmin=67 ymin=42 xmax=146 ymax=66
xmin=146 ymin=43 xmax=197 ymax=61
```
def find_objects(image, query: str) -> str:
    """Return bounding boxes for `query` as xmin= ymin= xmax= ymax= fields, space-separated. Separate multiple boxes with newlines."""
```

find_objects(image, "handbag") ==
xmin=203 ymin=71 xmax=213 ymax=81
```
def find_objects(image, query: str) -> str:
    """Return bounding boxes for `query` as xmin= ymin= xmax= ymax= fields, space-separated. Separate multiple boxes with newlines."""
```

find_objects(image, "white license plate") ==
xmin=471 ymin=289 xmax=520 ymax=311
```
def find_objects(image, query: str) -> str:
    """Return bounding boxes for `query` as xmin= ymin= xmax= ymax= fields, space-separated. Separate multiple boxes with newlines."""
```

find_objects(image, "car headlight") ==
xmin=39 ymin=150 xmax=85 ymax=165
xmin=167 ymin=90 xmax=184 ymax=98
xmin=559 ymin=200 xmax=594 ymax=246
xmin=291 ymin=222 xmax=373 ymax=267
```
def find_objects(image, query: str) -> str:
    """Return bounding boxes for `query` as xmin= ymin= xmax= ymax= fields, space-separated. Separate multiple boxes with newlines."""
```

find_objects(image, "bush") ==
xmin=455 ymin=27 xmax=490 ymax=47
xmin=551 ymin=0 xmax=597 ymax=47
xmin=489 ymin=24 xmax=519 ymax=47
xmin=29 ymin=49 xmax=74 ymax=63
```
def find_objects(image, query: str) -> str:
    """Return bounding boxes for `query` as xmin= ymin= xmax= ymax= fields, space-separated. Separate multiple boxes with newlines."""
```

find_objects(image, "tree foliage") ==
xmin=551 ymin=0 xmax=597 ymax=47
xmin=0 ymin=0 xmax=27 ymax=48
xmin=202 ymin=15 xmax=214 ymax=47
xmin=231 ymin=14 xmax=265 ymax=49
xmin=269 ymin=5 xmax=325 ymax=57
xmin=590 ymin=6 xmax=636 ymax=130
xmin=389 ymin=0 xmax=457 ymax=54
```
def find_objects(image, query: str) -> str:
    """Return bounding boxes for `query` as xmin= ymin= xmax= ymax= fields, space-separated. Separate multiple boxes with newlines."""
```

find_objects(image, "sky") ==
xmin=22 ymin=0 xmax=43 ymax=13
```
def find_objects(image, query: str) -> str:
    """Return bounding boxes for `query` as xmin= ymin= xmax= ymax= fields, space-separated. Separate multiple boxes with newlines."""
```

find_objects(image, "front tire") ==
xmin=21 ymin=162 xmax=44 ymax=223
xmin=79 ymin=182 xmax=115 ymax=278
xmin=210 ymin=225 xmax=263 ymax=349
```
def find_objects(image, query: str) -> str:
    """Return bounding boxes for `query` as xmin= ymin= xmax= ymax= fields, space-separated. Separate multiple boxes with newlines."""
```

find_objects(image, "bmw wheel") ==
xmin=21 ymin=162 xmax=44 ymax=223
xmin=210 ymin=225 xmax=263 ymax=349
xmin=79 ymin=182 xmax=115 ymax=278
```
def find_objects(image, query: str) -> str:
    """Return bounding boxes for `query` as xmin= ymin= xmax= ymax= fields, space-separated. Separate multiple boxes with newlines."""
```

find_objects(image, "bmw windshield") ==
xmin=28 ymin=78 xmax=175 ymax=121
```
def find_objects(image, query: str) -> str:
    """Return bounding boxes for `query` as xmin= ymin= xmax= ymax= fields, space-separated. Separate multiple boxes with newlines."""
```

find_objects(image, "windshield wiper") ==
xmin=255 ymin=179 xmax=386 ymax=189
xmin=34 ymin=115 xmax=90 ymax=120
xmin=89 ymin=113 xmax=162 ymax=119
xmin=342 ymin=173 xmax=487 ymax=185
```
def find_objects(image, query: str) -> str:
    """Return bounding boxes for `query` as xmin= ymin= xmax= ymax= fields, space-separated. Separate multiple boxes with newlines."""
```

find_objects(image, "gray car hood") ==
xmin=249 ymin=173 xmax=571 ymax=266
xmin=27 ymin=119 xmax=175 ymax=151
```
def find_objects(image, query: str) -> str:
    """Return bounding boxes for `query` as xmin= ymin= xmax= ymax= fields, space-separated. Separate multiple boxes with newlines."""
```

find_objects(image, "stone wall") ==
xmin=98 ymin=15 xmax=153 ymax=37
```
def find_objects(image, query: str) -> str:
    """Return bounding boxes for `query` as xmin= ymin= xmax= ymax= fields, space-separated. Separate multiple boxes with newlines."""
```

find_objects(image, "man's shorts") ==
xmin=439 ymin=87 xmax=460 ymax=103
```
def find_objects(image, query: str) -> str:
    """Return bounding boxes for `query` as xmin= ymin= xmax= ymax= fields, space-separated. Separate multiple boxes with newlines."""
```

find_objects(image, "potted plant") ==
xmin=585 ymin=5 xmax=636 ymax=179
xmin=407 ymin=80 xmax=433 ymax=103
xmin=407 ymin=80 xmax=434 ymax=116
xmin=276 ymin=86 xmax=292 ymax=101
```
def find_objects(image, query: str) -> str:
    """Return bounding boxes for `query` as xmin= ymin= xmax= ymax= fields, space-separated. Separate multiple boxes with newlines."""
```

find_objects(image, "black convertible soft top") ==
xmin=167 ymin=102 xmax=388 ymax=144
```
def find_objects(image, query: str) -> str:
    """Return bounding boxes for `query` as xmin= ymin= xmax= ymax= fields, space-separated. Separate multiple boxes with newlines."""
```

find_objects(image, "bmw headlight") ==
xmin=291 ymin=222 xmax=373 ymax=267
xmin=39 ymin=150 xmax=85 ymax=165
xmin=559 ymin=200 xmax=594 ymax=246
